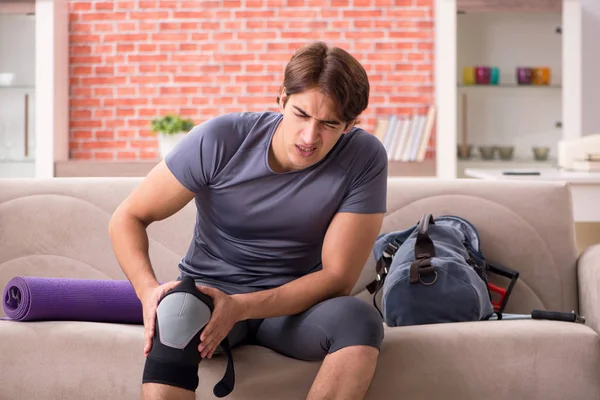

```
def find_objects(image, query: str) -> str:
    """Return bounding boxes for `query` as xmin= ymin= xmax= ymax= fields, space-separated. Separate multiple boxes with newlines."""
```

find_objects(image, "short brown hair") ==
xmin=277 ymin=41 xmax=370 ymax=126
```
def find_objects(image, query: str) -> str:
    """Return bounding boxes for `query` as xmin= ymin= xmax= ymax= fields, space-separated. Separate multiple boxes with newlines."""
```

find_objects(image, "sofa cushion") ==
xmin=1 ymin=318 xmax=598 ymax=400
xmin=373 ymin=319 xmax=600 ymax=400
xmin=0 ymin=320 xmax=320 ymax=400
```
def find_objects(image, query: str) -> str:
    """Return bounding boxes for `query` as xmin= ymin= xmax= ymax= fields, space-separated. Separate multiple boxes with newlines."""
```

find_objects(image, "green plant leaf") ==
xmin=150 ymin=114 xmax=195 ymax=135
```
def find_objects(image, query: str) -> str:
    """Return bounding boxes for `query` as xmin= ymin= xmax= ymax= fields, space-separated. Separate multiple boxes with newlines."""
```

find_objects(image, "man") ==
xmin=109 ymin=41 xmax=388 ymax=400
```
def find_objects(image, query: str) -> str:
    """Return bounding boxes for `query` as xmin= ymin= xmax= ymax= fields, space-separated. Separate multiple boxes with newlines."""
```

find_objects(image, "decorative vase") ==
xmin=516 ymin=67 xmax=533 ymax=85
xmin=490 ymin=67 xmax=500 ymax=85
xmin=158 ymin=132 xmax=186 ymax=159
xmin=532 ymin=67 xmax=551 ymax=85
xmin=462 ymin=67 xmax=475 ymax=85
xmin=475 ymin=67 xmax=491 ymax=84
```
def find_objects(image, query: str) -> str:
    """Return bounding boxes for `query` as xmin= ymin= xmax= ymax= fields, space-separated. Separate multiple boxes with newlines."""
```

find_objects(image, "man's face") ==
xmin=272 ymin=87 xmax=351 ymax=172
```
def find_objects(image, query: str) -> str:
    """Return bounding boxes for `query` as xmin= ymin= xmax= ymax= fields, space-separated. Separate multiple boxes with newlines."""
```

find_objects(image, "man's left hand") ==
xmin=197 ymin=286 xmax=246 ymax=359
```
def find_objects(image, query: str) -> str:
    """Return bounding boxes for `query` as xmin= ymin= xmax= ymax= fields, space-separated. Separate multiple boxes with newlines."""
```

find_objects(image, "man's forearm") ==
xmin=233 ymin=270 xmax=348 ymax=320
xmin=108 ymin=211 xmax=159 ymax=299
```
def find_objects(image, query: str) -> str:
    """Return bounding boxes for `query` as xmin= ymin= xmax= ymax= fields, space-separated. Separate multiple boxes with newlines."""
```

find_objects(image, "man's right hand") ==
xmin=140 ymin=280 xmax=181 ymax=356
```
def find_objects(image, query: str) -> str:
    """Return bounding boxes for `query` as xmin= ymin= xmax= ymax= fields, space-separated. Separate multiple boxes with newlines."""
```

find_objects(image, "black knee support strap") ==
xmin=142 ymin=276 xmax=235 ymax=398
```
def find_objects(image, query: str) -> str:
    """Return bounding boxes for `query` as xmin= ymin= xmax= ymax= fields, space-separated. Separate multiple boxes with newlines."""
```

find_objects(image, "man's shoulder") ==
xmin=198 ymin=110 xmax=276 ymax=136
xmin=194 ymin=110 xmax=279 ymax=146
xmin=334 ymin=126 xmax=387 ymax=168
xmin=165 ymin=110 xmax=280 ymax=188
xmin=346 ymin=126 xmax=386 ymax=152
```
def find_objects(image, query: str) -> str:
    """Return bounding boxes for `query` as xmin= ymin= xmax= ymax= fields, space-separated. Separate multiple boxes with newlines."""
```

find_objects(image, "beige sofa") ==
xmin=1 ymin=177 xmax=599 ymax=400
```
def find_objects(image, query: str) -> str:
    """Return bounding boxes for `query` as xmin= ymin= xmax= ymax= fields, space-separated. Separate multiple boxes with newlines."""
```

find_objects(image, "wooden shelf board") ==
xmin=388 ymin=159 xmax=436 ymax=177
xmin=54 ymin=160 xmax=159 ymax=177
xmin=55 ymin=159 xmax=437 ymax=178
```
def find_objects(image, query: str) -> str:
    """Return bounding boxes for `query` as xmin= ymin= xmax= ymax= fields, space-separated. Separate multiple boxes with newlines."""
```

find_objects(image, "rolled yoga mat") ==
xmin=2 ymin=276 xmax=143 ymax=323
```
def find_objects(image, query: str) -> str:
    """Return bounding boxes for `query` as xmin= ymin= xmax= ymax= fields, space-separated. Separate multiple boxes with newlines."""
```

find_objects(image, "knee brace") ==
xmin=142 ymin=276 xmax=235 ymax=398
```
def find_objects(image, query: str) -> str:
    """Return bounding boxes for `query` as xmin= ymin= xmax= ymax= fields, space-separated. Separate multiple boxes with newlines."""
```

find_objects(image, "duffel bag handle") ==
xmin=410 ymin=213 xmax=438 ymax=284
xmin=415 ymin=213 xmax=436 ymax=258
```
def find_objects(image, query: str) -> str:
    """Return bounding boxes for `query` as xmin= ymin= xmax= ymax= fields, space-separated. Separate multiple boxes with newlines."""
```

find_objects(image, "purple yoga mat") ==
xmin=2 ymin=276 xmax=143 ymax=323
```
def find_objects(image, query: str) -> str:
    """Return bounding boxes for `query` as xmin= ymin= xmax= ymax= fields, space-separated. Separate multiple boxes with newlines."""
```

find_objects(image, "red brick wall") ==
xmin=68 ymin=0 xmax=435 ymax=161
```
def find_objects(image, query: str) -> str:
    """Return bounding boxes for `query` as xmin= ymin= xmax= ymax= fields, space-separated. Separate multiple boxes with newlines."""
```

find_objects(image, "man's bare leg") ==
xmin=306 ymin=345 xmax=379 ymax=400
xmin=141 ymin=383 xmax=194 ymax=400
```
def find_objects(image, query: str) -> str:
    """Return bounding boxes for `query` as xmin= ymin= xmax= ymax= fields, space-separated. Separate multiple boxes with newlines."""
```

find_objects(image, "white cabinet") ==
xmin=434 ymin=0 xmax=600 ymax=178
xmin=456 ymin=11 xmax=563 ymax=177
xmin=0 ymin=0 xmax=68 ymax=178
xmin=0 ymin=12 xmax=36 ymax=178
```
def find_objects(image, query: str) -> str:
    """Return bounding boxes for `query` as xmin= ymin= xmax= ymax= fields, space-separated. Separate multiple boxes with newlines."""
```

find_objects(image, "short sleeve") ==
xmin=164 ymin=114 xmax=233 ymax=193
xmin=337 ymin=133 xmax=388 ymax=214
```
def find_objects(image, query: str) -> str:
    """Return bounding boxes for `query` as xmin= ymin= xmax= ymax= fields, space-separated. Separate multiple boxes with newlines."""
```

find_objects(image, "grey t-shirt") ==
xmin=165 ymin=111 xmax=387 ymax=289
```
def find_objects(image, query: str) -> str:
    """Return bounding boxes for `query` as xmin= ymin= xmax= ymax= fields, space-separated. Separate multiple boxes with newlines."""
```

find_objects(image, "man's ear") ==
xmin=279 ymin=89 xmax=287 ymax=112
xmin=343 ymin=120 xmax=356 ymax=133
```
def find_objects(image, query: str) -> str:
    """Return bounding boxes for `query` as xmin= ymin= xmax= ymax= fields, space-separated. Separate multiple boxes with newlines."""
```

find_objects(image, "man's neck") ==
xmin=268 ymin=119 xmax=288 ymax=173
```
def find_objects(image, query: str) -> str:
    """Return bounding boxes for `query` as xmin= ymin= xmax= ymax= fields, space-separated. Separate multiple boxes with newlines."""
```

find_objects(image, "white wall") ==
xmin=580 ymin=0 xmax=600 ymax=137
xmin=0 ymin=13 xmax=36 ymax=169
xmin=456 ymin=12 xmax=563 ymax=161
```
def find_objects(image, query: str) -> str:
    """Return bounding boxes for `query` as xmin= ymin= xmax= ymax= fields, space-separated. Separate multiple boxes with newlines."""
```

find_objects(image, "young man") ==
xmin=109 ymin=41 xmax=388 ymax=400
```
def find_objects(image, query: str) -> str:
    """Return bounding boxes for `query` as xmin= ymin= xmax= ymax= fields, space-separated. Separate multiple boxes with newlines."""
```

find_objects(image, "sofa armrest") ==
xmin=577 ymin=243 xmax=600 ymax=334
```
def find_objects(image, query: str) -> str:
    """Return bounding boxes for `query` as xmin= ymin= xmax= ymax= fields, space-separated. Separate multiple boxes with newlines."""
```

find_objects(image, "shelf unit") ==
xmin=0 ymin=0 xmax=69 ymax=178
xmin=434 ymin=0 xmax=598 ymax=178
xmin=457 ymin=6 xmax=562 ymax=176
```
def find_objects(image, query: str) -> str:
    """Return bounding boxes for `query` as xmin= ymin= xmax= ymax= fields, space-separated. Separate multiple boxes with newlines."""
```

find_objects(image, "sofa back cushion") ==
xmin=0 ymin=176 xmax=578 ymax=318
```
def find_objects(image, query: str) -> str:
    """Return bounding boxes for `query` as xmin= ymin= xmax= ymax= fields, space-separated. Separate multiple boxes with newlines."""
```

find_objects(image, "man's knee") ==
xmin=142 ymin=283 xmax=212 ymax=392
xmin=321 ymin=296 xmax=384 ymax=354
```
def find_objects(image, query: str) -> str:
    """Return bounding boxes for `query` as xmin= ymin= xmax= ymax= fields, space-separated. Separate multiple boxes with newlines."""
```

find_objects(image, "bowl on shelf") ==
xmin=532 ymin=146 xmax=550 ymax=161
xmin=478 ymin=146 xmax=497 ymax=160
xmin=0 ymin=73 xmax=15 ymax=86
xmin=497 ymin=146 xmax=515 ymax=160
xmin=457 ymin=144 xmax=473 ymax=159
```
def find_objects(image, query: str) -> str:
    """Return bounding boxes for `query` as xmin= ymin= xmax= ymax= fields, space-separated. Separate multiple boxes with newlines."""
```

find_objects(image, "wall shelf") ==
xmin=0 ymin=85 xmax=35 ymax=90
xmin=457 ymin=0 xmax=562 ymax=13
xmin=458 ymin=84 xmax=562 ymax=89
xmin=0 ymin=158 xmax=35 ymax=164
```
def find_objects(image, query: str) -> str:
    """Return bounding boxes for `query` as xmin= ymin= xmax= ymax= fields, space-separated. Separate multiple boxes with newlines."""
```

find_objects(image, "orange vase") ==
xmin=533 ymin=67 xmax=551 ymax=85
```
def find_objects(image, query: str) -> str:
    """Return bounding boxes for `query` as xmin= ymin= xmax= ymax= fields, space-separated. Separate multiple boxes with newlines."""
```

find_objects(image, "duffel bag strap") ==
xmin=410 ymin=213 xmax=438 ymax=285
xmin=366 ymin=242 xmax=398 ymax=318
xmin=366 ymin=242 xmax=399 ymax=295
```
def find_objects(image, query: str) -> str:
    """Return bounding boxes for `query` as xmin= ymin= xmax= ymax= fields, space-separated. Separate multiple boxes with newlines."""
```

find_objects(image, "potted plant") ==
xmin=150 ymin=114 xmax=195 ymax=159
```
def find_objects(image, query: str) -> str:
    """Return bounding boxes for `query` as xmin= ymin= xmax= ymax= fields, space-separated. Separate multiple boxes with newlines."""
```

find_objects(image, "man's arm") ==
xmin=234 ymin=211 xmax=384 ymax=320
xmin=108 ymin=161 xmax=196 ymax=299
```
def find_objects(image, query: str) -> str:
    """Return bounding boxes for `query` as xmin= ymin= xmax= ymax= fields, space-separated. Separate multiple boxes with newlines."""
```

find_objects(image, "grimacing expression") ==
xmin=276 ymin=88 xmax=352 ymax=172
